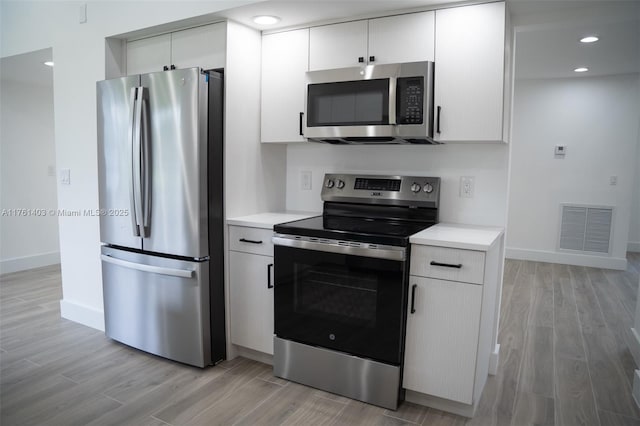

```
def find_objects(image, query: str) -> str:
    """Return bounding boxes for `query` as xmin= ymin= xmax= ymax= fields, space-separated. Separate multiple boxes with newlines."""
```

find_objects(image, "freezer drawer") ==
xmin=101 ymin=246 xmax=211 ymax=367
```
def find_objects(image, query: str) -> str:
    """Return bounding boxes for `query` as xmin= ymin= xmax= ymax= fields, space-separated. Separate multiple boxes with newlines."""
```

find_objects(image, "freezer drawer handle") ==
xmin=101 ymin=254 xmax=194 ymax=278
xmin=430 ymin=261 xmax=462 ymax=269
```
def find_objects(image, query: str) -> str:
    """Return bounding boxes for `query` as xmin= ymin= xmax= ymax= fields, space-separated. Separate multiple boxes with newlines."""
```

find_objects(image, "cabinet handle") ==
xmin=410 ymin=284 xmax=417 ymax=314
xmin=369 ymin=56 xmax=375 ymax=62
xmin=436 ymin=106 xmax=442 ymax=134
xmin=267 ymin=263 xmax=274 ymax=289
xmin=170 ymin=64 xmax=176 ymax=70
xmin=239 ymin=238 xmax=263 ymax=244
xmin=358 ymin=57 xmax=364 ymax=63
xmin=163 ymin=65 xmax=169 ymax=71
xmin=299 ymin=112 xmax=304 ymax=136
xmin=430 ymin=261 xmax=462 ymax=269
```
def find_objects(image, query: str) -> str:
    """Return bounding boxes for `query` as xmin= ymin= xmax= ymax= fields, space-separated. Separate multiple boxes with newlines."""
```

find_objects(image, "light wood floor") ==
xmin=1 ymin=254 xmax=639 ymax=425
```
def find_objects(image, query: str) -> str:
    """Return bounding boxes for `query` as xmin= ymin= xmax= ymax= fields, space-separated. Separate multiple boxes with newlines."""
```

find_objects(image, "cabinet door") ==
xmin=126 ymin=34 xmax=171 ymax=75
xmin=261 ymin=29 xmax=309 ymax=143
xmin=309 ymin=20 xmax=368 ymax=71
xmin=368 ymin=12 xmax=435 ymax=65
xmin=229 ymin=251 xmax=275 ymax=355
xmin=171 ymin=23 xmax=226 ymax=70
xmin=403 ymin=276 xmax=482 ymax=404
xmin=434 ymin=2 xmax=505 ymax=142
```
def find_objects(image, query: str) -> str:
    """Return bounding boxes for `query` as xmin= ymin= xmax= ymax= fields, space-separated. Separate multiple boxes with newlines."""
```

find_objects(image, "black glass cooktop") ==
xmin=274 ymin=215 xmax=436 ymax=247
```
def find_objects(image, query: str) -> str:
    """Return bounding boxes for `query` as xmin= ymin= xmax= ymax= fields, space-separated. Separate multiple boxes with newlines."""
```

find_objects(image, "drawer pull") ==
xmin=410 ymin=284 xmax=417 ymax=314
xmin=267 ymin=263 xmax=274 ymax=289
xmin=239 ymin=238 xmax=263 ymax=245
xmin=430 ymin=261 xmax=462 ymax=269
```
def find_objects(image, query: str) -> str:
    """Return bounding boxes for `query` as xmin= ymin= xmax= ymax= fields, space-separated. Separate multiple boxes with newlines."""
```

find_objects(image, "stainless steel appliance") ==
xmin=96 ymin=68 xmax=225 ymax=368
xmin=302 ymin=62 xmax=437 ymax=144
xmin=272 ymin=174 xmax=440 ymax=409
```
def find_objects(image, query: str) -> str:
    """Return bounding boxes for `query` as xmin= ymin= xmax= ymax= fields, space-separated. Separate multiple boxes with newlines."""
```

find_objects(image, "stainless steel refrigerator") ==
xmin=96 ymin=68 xmax=225 ymax=368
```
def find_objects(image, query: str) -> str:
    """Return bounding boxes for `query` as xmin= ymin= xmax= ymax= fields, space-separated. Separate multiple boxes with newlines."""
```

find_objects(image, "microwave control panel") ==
xmin=396 ymin=77 xmax=424 ymax=125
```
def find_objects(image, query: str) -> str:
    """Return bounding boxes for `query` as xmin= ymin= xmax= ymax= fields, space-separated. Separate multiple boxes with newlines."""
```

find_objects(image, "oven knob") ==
xmin=410 ymin=182 xmax=421 ymax=193
xmin=325 ymin=179 xmax=335 ymax=188
xmin=423 ymin=183 xmax=434 ymax=193
xmin=336 ymin=180 xmax=345 ymax=189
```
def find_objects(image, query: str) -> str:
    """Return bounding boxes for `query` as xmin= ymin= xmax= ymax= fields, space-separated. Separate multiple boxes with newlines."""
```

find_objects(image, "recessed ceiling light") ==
xmin=43 ymin=61 xmax=54 ymax=67
xmin=253 ymin=15 xmax=280 ymax=25
xmin=574 ymin=67 xmax=589 ymax=73
xmin=580 ymin=36 xmax=599 ymax=43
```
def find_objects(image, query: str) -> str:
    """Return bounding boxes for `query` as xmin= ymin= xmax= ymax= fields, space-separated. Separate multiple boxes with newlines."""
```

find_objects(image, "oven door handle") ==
xmin=272 ymin=236 xmax=405 ymax=262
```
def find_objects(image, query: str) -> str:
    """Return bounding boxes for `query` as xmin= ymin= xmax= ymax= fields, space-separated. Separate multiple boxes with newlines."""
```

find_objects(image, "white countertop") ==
xmin=410 ymin=223 xmax=504 ymax=251
xmin=227 ymin=211 xmax=320 ymax=229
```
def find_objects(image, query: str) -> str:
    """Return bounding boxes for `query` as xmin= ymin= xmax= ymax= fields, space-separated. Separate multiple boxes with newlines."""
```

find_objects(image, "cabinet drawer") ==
xmin=229 ymin=226 xmax=274 ymax=256
xmin=410 ymin=245 xmax=485 ymax=284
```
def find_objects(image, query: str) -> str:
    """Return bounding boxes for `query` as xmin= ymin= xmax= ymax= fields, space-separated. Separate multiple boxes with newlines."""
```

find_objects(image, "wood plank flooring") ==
xmin=1 ymin=253 xmax=639 ymax=425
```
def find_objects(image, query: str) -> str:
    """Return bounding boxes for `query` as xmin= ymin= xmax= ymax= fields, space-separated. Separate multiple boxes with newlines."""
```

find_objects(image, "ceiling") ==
xmin=0 ymin=48 xmax=53 ymax=87
xmin=509 ymin=0 xmax=640 ymax=79
xmin=218 ymin=0 xmax=640 ymax=80
xmin=1 ymin=1 xmax=638 ymax=87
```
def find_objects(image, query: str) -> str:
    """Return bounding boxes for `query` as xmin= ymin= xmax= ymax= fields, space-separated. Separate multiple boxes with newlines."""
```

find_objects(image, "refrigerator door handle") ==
xmin=132 ymin=87 xmax=145 ymax=237
xmin=101 ymin=254 xmax=195 ymax=278
xmin=128 ymin=87 xmax=140 ymax=237
xmin=140 ymin=88 xmax=151 ymax=236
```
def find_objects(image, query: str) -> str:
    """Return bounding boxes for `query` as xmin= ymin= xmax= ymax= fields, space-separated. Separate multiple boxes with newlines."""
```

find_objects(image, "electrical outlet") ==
xmin=60 ymin=168 xmax=71 ymax=185
xmin=47 ymin=165 xmax=56 ymax=177
xmin=554 ymin=145 xmax=567 ymax=156
xmin=609 ymin=175 xmax=618 ymax=186
xmin=460 ymin=176 xmax=474 ymax=198
xmin=300 ymin=170 xmax=312 ymax=190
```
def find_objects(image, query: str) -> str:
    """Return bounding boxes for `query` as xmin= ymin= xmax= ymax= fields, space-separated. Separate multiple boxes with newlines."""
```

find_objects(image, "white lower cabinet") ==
xmin=403 ymin=234 xmax=502 ymax=416
xmin=229 ymin=245 xmax=274 ymax=355
xmin=403 ymin=276 xmax=482 ymax=404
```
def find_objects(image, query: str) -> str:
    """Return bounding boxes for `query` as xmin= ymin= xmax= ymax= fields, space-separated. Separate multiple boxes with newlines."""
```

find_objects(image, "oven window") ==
xmin=294 ymin=263 xmax=377 ymax=327
xmin=274 ymin=246 xmax=407 ymax=365
xmin=307 ymin=79 xmax=389 ymax=127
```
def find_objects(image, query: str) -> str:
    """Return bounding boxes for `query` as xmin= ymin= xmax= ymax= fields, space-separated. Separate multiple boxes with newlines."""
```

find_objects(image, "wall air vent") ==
xmin=559 ymin=204 xmax=613 ymax=254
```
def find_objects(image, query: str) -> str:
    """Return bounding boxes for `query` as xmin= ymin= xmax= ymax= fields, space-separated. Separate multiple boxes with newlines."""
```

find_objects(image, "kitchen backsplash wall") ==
xmin=286 ymin=143 xmax=509 ymax=227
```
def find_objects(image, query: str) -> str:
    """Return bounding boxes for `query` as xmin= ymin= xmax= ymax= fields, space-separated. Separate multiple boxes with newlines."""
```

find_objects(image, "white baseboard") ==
xmin=629 ymin=241 xmax=640 ymax=253
xmin=489 ymin=344 xmax=500 ymax=376
xmin=405 ymin=390 xmax=475 ymax=418
xmin=0 ymin=251 xmax=60 ymax=274
xmin=629 ymin=328 xmax=640 ymax=368
xmin=633 ymin=370 xmax=640 ymax=410
xmin=60 ymin=299 xmax=104 ymax=331
xmin=506 ymin=247 xmax=627 ymax=270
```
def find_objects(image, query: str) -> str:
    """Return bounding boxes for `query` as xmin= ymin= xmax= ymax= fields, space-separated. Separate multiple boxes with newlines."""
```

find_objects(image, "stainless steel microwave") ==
xmin=302 ymin=61 xmax=436 ymax=145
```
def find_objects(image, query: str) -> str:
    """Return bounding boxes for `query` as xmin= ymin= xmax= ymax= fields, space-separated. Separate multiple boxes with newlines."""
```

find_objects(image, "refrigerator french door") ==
xmin=96 ymin=68 xmax=225 ymax=367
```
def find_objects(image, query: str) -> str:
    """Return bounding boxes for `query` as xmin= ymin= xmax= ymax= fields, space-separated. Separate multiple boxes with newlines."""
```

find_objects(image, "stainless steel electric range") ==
xmin=272 ymin=173 xmax=440 ymax=410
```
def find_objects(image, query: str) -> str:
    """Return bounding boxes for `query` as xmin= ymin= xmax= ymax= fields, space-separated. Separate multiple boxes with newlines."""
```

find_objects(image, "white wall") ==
xmin=0 ymin=1 xmax=263 ymax=329
xmin=629 ymin=137 xmax=640 ymax=252
xmin=507 ymin=74 xmax=640 ymax=269
xmin=0 ymin=55 xmax=59 ymax=273
xmin=286 ymin=143 xmax=510 ymax=227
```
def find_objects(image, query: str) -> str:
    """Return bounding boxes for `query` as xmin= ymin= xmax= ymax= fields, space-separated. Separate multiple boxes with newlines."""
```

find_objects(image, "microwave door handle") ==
xmin=388 ymin=77 xmax=397 ymax=125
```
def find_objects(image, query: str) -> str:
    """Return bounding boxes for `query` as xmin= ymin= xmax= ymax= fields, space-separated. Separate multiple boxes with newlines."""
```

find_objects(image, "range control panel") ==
xmin=321 ymin=174 xmax=440 ymax=208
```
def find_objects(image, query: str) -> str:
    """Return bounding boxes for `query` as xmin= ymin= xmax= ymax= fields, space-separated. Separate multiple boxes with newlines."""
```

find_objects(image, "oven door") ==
xmin=273 ymin=242 xmax=408 ymax=365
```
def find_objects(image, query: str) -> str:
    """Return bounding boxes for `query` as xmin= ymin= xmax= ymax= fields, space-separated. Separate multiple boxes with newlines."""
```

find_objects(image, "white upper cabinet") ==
xmin=368 ymin=12 xmax=435 ymax=64
xmin=309 ymin=21 xmax=368 ymax=71
xmin=261 ymin=29 xmax=309 ymax=143
xmin=433 ymin=2 xmax=506 ymax=142
xmin=126 ymin=34 xmax=171 ymax=75
xmin=309 ymin=12 xmax=435 ymax=71
xmin=171 ymin=23 xmax=226 ymax=70
xmin=126 ymin=23 xmax=226 ymax=75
